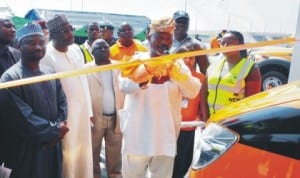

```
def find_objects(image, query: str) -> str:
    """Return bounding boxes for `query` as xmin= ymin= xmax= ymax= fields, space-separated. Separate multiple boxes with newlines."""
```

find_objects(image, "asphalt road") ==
xmin=100 ymin=145 xmax=108 ymax=178
xmin=99 ymin=127 xmax=202 ymax=178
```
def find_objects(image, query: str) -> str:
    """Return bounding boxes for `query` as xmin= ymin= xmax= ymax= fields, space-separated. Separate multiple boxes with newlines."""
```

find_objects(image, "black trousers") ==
xmin=172 ymin=130 xmax=195 ymax=178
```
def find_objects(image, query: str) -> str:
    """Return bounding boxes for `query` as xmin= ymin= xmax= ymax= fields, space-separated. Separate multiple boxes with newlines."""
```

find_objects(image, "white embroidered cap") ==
xmin=16 ymin=22 xmax=43 ymax=42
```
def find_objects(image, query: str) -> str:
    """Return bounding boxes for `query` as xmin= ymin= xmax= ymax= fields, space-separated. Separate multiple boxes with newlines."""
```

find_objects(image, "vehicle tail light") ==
xmin=191 ymin=123 xmax=239 ymax=170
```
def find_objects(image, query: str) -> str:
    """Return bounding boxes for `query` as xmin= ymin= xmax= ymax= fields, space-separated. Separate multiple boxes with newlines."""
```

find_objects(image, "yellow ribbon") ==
xmin=0 ymin=37 xmax=295 ymax=89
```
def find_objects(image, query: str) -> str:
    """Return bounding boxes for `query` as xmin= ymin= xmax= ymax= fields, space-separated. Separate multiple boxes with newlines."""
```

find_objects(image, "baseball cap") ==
xmin=173 ymin=11 xmax=189 ymax=21
xmin=99 ymin=21 xmax=114 ymax=30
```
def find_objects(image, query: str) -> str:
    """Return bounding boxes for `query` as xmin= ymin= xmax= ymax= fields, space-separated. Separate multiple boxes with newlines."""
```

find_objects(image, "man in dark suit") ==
xmin=0 ymin=16 xmax=20 ymax=76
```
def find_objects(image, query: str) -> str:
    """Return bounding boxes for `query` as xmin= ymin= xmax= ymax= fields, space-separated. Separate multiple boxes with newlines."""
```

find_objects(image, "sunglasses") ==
xmin=53 ymin=25 xmax=75 ymax=34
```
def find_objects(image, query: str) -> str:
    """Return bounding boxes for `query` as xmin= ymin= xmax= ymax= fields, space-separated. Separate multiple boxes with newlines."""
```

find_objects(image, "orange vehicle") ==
xmin=189 ymin=81 xmax=300 ymax=178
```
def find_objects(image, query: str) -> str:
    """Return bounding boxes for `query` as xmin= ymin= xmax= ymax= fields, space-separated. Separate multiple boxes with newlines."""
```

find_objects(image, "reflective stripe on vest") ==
xmin=207 ymin=57 xmax=254 ymax=114
xmin=80 ymin=44 xmax=94 ymax=63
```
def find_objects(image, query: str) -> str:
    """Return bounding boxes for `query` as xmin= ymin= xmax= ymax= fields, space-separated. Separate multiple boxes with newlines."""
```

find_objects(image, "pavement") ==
xmin=99 ymin=127 xmax=203 ymax=178
xmin=100 ymin=144 xmax=108 ymax=178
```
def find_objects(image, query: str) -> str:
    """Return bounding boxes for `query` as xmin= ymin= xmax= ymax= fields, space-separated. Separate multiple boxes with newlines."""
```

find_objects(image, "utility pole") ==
xmin=288 ymin=3 xmax=300 ymax=82
xmin=227 ymin=14 xmax=231 ymax=29
xmin=70 ymin=0 xmax=72 ymax=10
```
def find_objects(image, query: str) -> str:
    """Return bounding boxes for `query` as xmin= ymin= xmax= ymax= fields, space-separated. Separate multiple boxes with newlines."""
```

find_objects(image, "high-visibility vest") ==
xmin=207 ymin=57 xmax=254 ymax=115
xmin=80 ymin=44 xmax=94 ymax=63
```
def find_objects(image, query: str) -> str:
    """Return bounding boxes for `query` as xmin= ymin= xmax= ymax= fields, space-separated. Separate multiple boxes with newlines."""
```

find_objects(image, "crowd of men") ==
xmin=0 ymin=10 xmax=262 ymax=178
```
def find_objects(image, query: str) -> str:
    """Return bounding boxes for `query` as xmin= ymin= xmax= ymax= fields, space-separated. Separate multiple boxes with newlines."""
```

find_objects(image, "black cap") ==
xmin=99 ymin=21 xmax=114 ymax=30
xmin=173 ymin=11 xmax=189 ymax=21
xmin=217 ymin=29 xmax=227 ymax=38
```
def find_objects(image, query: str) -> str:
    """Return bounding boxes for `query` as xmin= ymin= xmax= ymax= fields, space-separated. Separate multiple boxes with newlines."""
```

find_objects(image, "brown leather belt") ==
xmin=103 ymin=113 xmax=116 ymax=117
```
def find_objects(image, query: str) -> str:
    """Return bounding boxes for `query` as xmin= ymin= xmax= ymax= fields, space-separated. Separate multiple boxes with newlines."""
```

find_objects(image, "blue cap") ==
xmin=173 ymin=11 xmax=189 ymax=21
xmin=16 ymin=22 xmax=43 ymax=42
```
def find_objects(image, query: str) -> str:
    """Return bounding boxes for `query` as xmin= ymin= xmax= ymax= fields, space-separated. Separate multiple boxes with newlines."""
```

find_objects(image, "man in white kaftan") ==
xmin=118 ymin=17 xmax=201 ymax=178
xmin=41 ymin=14 xmax=93 ymax=178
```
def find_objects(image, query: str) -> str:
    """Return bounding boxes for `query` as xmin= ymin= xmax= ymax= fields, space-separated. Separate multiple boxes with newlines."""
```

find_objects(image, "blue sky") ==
xmin=4 ymin=0 xmax=300 ymax=33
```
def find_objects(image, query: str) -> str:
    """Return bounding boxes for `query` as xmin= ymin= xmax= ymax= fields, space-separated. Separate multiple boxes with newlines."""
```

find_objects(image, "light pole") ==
xmin=227 ymin=14 xmax=231 ymax=29
xmin=185 ymin=0 xmax=187 ymax=11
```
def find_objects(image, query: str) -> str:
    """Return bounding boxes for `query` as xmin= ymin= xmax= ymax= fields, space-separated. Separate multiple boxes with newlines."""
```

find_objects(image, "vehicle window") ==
xmin=225 ymin=104 xmax=300 ymax=160
xmin=251 ymin=35 xmax=268 ymax=42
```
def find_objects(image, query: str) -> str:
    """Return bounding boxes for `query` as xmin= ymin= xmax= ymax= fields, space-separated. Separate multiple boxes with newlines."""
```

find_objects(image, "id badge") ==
xmin=181 ymin=98 xmax=189 ymax=108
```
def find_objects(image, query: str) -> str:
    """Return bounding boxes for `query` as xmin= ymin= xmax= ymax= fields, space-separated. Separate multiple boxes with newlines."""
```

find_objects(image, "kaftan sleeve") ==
xmin=0 ymin=89 xmax=60 ymax=143
xmin=170 ymin=60 xmax=202 ymax=99
xmin=0 ymin=68 xmax=61 ymax=143
xmin=118 ymin=74 xmax=141 ymax=94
